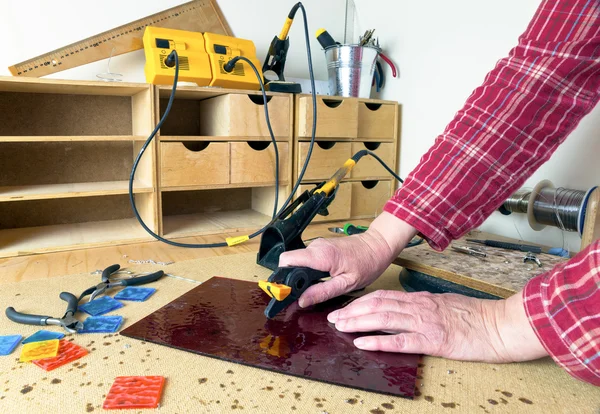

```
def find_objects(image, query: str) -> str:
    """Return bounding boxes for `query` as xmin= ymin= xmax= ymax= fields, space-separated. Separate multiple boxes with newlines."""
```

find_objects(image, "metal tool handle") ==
xmin=121 ymin=271 xmax=164 ymax=287
xmin=102 ymin=264 xmax=120 ymax=283
xmin=5 ymin=307 xmax=50 ymax=326
xmin=60 ymin=292 xmax=79 ymax=316
xmin=344 ymin=223 xmax=367 ymax=236
xmin=485 ymin=240 xmax=542 ymax=254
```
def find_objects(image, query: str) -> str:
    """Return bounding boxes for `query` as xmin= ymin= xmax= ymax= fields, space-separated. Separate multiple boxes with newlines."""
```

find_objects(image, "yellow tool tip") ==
xmin=315 ymin=28 xmax=327 ymax=37
xmin=258 ymin=280 xmax=291 ymax=301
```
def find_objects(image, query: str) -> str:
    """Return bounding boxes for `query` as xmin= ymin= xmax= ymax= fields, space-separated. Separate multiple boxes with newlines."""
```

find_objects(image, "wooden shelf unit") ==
xmin=0 ymin=77 xmax=157 ymax=257
xmin=293 ymin=95 xmax=401 ymax=222
xmin=154 ymin=85 xmax=294 ymax=239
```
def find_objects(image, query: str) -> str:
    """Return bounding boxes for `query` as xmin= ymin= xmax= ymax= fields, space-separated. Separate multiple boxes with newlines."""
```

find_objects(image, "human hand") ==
xmin=279 ymin=212 xmax=417 ymax=308
xmin=328 ymin=289 xmax=547 ymax=363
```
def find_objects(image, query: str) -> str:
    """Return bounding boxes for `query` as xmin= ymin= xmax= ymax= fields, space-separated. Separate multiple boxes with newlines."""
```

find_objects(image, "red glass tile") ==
xmin=33 ymin=339 xmax=88 ymax=371
xmin=121 ymin=277 xmax=419 ymax=398
xmin=103 ymin=376 xmax=165 ymax=409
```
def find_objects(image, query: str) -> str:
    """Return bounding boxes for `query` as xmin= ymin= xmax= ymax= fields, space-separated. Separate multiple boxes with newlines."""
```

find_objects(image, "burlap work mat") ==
xmin=0 ymin=252 xmax=598 ymax=413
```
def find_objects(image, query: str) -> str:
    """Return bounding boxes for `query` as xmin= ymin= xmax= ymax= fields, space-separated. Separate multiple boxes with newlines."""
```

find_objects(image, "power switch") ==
xmin=155 ymin=38 xmax=171 ymax=49
xmin=214 ymin=44 xmax=228 ymax=54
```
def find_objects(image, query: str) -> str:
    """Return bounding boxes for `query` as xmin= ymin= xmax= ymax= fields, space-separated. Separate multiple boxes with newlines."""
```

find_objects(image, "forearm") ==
xmin=385 ymin=0 xmax=600 ymax=250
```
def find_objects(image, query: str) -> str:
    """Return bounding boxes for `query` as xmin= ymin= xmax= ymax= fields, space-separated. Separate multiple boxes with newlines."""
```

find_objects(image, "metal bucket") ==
xmin=324 ymin=45 xmax=379 ymax=98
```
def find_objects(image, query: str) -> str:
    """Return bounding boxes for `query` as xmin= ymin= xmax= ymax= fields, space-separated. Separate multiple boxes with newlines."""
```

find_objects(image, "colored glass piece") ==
xmin=78 ymin=296 xmax=124 ymax=316
xmin=22 ymin=330 xmax=65 ymax=344
xmin=114 ymin=287 xmax=156 ymax=302
xmin=0 ymin=335 xmax=22 ymax=356
xmin=19 ymin=339 xmax=59 ymax=362
xmin=33 ymin=339 xmax=88 ymax=371
xmin=121 ymin=277 xmax=419 ymax=398
xmin=80 ymin=315 xmax=123 ymax=333
xmin=103 ymin=376 xmax=165 ymax=409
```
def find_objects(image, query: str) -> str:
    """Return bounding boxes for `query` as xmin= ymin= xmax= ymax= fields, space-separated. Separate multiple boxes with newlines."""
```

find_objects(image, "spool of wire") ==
xmin=502 ymin=188 xmax=531 ymax=214
xmin=533 ymin=187 xmax=585 ymax=232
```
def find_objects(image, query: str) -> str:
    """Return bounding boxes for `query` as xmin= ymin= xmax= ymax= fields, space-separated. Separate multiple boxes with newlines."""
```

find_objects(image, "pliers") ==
xmin=79 ymin=264 xmax=164 ymax=302
xmin=259 ymin=267 xmax=329 ymax=319
xmin=6 ymin=292 xmax=83 ymax=334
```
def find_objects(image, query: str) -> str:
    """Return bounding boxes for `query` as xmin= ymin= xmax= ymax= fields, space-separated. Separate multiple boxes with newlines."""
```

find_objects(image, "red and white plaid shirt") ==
xmin=384 ymin=0 xmax=600 ymax=385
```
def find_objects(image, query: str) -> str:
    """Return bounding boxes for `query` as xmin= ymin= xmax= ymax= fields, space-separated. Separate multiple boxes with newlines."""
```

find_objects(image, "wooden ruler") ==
xmin=9 ymin=0 xmax=232 ymax=78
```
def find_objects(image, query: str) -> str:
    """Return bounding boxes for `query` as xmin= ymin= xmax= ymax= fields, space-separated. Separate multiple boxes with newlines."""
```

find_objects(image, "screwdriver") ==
xmin=466 ymin=239 xmax=542 ymax=254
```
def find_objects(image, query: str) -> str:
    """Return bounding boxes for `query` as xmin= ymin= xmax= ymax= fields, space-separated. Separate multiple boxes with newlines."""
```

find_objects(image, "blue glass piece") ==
xmin=114 ymin=287 xmax=157 ymax=302
xmin=22 ymin=330 xmax=65 ymax=344
xmin=78 ymin=296 xmax=124 ymax=316
xmin=80 ymin=316 xmax=124 ymax=333
xmin=0 ymin=335 xmax=22 ymax=356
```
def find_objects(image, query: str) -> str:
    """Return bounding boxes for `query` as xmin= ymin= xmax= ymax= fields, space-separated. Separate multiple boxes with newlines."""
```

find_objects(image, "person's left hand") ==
xmin=327 ymin=289 xmax=547 ymax=363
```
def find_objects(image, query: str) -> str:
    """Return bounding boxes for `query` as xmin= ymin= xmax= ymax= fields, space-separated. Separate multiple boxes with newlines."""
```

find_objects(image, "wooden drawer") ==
xmin=351 ymin=142 xmax=396 ymax=179
xmin=198 ymin=94 xmax=290 ymax=138
xmin=297 ymin=96 xmax=358 ymax=138
xmin=297 ymin=142 xmax=352 ymax=181
xmin=351 ymin=180 xmax=392 ymax=218
xmin=230 ymin=142 xmax=289 ymax=185
xmin=358 ymin=102 xmax=396 ymax=141
xmin=300 ymin=182 xmax=351 ymax=222
xmin=160 ymin=142 xmax=229 ymax=187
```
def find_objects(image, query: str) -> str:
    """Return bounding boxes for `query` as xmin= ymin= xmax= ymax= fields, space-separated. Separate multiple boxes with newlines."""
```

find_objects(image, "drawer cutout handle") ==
xmin=316 ymin=141 xmax=336 ymax=150
xmin=321 ymin=98 xmax=343 ymax=108
xmin=182 ymin=141 xmax=211 ymax=152
xmin=247 ymin=141 xmax=271 ymax=151
xmin=363 ymin=102 xmax=383 ymax=111
xmin=247 ymin=94 xmax=273 ymax=105
xmin=361 ymin=180 xmax=379 ymax=189
xmin=363 ymin=142 xmax=381 ymax=150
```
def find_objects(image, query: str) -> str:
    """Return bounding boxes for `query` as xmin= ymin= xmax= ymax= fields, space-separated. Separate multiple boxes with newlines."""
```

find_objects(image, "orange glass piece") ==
xmin=33 ymin=339 xmax=88 ymax=371
xmin=19 ymin=339 xmax=59 ymax=362
xmin=103 ymin=376 xmax=165 ymax=409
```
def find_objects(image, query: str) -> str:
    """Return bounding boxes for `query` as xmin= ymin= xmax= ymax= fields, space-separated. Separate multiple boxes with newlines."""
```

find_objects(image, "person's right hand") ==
xmin=278 ymin=212 xmax=417 ymax=308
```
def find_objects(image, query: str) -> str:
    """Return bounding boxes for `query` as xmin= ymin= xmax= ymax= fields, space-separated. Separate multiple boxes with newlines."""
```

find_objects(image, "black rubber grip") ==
xmin=5 ymin=307 xmax=49 ymax=326
xmin=78 ymin=286 xmax=96 ymax=302
xmin=102 ymin=264 xmax=120 ymax=283
xmin=486 ymin=240 xmax=542 ymax=253
xmin=60 ymin=292 xmax=79 ymax=315
xmin=121 ymin=271 xmax=164 ymax=287
xmin=345 ymin=225 xmax=366 ymax=236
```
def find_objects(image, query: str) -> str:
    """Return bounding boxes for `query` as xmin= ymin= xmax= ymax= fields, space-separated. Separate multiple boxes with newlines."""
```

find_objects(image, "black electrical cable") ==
xmin=351 ymin=150 xmax=403 ymax=183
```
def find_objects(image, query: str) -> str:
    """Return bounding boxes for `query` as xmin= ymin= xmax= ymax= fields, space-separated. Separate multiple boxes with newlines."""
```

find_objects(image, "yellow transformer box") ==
xmin=143 ymin=27 xmax=261 ymax=90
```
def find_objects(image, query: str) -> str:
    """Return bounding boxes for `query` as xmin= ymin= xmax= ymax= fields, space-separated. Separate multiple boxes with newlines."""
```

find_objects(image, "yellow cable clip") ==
xmin=226 ymin=235 xmax=249 ymax=247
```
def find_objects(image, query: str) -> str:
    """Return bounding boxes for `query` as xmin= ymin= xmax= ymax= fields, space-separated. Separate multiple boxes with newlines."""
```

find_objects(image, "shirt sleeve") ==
xmin=384 ymin=0 xmax=600 ymax=251
xmin=523 ymin=240 xmax=600 ymax=385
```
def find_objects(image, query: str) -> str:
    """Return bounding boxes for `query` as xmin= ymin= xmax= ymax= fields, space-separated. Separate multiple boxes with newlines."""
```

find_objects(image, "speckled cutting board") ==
xmin=395 ymin=237 xmax=568 ymax=298
xmin=0 ymin=252 xmax=598 ymax=414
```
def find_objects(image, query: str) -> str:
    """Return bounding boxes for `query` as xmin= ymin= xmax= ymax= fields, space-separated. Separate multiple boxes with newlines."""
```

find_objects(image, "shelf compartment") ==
xmin=231 ymin=142 xmax=289 ymax=185
xmin=161 ymin=186 xmax=286 ymax=238
xmin=296 ymin=141 xmax=351 ymax=181
xmin=160 ymin=141 xmax=229 ymax=188
xmin=351 ymin=180 xmax=393 ymax=218
xmin=351 ymin=142 xmax=396 ymax=179
xmin=357 ymin=101 xmax=397 ymax=140
xmin=297 ymin=96 xmax=358 ymax=139
xmin=0 ymin=193 xmax=155 ymax=258
xmin=0 ymin=181 xmax=152 ymax=202
xmin=0 ymin=141 xmax=154 ymax=188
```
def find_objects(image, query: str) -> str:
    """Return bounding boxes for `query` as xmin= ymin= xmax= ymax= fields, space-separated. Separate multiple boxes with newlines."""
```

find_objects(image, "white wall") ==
xmin=0 ymin=0 xmax=346 ymax=81
xmin=353 ymin=0 xmax=600 ymax=251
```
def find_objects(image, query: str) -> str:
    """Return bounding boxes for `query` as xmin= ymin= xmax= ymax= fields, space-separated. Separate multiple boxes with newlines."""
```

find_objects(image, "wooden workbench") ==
xmin=0 ymin=221 xmax=598 ymax=413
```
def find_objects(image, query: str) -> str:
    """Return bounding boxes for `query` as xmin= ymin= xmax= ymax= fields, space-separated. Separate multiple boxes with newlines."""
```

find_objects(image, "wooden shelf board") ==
xmin=0 ymin=135 xmax=147 ymax=142
xmin=0 ymin=218 xmax=151 ymax=258
xmin=297 ymin=137 xmax=395 ymax=143
xmin=0 ymin=76 xmax=149 ymax=96
xmin=157 ymin=85 xmax=289 ymax=100
xmin=161 ymin=182 xmax=289 ymax=193
xmin=0 ymin=181 xmax=152 ymax=202
xmin=159 ymin=135 xmax=289 ymax=142
xmin=163 ymin=209 xmax=271 ymax=238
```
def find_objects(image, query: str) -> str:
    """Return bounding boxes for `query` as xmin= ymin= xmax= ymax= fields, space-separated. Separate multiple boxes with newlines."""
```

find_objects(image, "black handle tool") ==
xmin=80 ymin=264 xmax=165 ymax=302
xmin=6 ymin=292 xmax=83 ymax=333
xmin=467 ymin=239 xmax=542 ymax=254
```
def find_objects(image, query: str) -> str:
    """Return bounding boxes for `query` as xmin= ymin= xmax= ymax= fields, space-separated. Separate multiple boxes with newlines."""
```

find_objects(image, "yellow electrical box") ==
xmin=143 ymin=27 xmax=212 ymax=87
xmin=204 ymin=33 xmax=261 ymax=90
xmin=143 ymin=27 xmax=261 ymax=90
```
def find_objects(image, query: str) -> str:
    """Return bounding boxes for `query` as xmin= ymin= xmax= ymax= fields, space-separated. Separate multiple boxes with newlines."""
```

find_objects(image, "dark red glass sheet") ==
xmin=120 ymin=277 xmax=419 ymax=398
xmin=103 ymin=376 xmax=165 ymax=409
